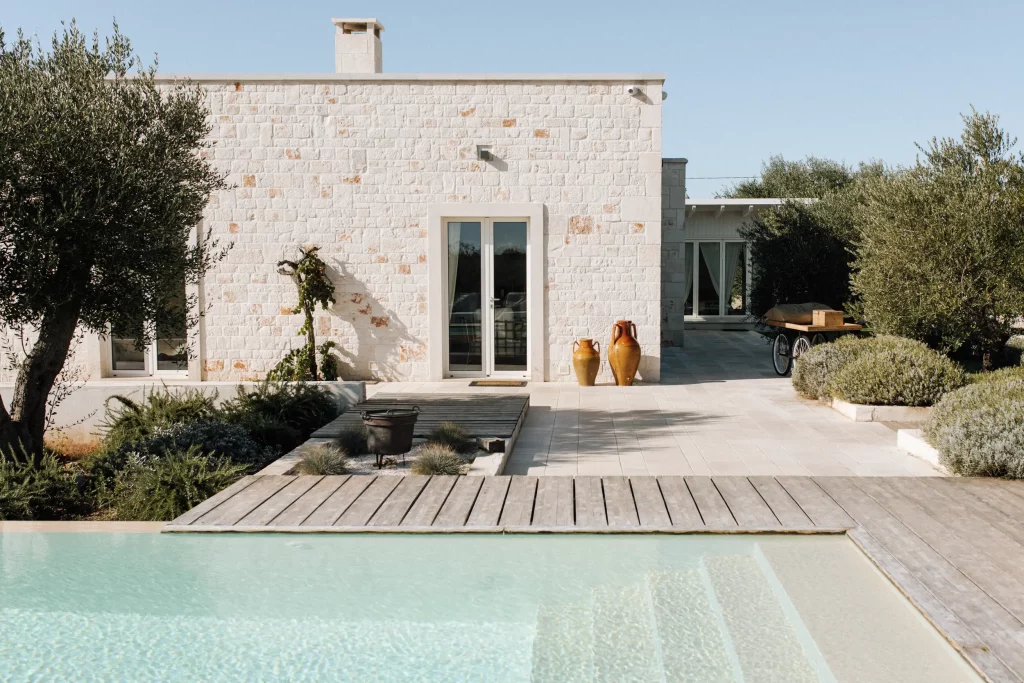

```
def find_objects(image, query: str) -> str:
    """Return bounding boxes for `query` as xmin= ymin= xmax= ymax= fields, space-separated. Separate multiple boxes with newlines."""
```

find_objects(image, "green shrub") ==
xmin=90 ymin=419 xmax=273 ymax=491
xmin=0 ymin=448 xmax=91 ymax=521
xmin=222 ymin=410 xmax=303 ymax=455
xmin=830 ymin=338 xmax=967 ymax=407
xmin=792 ymin=335 xmax=866 ymax=400
xmin=220 ymin=380 xmax=339 ymax=442
xmin=924 ymin=379 xmax=1024 ymax=478
xmin=410 ymin=444 xmax=466 ymax=476
xmin=99 ymin=387 xmax=218 ymax=451
xmin=295 ymin=444 xmax=348 ymax=475
xmin=426 ymin=421 xmax=477 ymax=454
xmin=1000 ymin=336 xmax=1024 ymax=367
xmin=336 ymin=426 xmax=368 ymax=456
xmin=106 ymin=447 xmax=248 ymax=521
xmin=971 ymin=365 xmax=1024 ymax=384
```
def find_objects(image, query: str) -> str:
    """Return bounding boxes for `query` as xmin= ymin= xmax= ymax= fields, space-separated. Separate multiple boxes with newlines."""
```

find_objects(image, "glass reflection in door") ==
xmin=492 ymin=222 xmax=527 ymax=372
xmin=447 ymin=222 xmax=483 ymax=372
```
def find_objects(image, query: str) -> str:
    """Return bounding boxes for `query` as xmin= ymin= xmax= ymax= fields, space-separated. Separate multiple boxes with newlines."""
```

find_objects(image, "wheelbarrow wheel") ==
xmin=811 ymin=333 xmax=827 ymax=346
xmin=772 ymin=333 xmax=792 ymax=376
xmin=793 ymin=334 xmax=812 ymax=360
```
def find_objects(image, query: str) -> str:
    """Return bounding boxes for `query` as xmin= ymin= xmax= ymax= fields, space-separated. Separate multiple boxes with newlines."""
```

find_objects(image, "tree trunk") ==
xmin=982 ymin=348 xmax=996 ymax=372
xmin=3 ymin=303 xmax=82 ymax=462
xmin=306 ymin=310 xmax=319 ymax=381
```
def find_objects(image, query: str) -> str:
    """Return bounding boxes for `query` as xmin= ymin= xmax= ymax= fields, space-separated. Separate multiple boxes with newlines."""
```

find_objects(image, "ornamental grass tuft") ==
xmin=410 ymin=444 xmax=466 ymax=476
xmin=426 ymin=421 xmax=477 ymax=454
xmin=295 ymin=444 xmax=348 ymax=476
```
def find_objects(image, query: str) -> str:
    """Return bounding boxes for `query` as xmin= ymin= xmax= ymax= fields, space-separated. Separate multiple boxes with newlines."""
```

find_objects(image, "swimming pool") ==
xmin=0 ymin=533 xmax=977 ymax=681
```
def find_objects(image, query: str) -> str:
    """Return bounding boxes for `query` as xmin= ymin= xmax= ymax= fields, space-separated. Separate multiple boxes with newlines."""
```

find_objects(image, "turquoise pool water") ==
xmin=0 ymin=533 xmax=976 ymax=682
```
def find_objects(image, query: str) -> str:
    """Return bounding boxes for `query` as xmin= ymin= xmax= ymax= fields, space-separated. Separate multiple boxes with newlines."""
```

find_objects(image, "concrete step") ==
xmin=591 ymin=582 xmax=663 ymax=682
xmin=530 ymin=598 xmax=595 ymax=682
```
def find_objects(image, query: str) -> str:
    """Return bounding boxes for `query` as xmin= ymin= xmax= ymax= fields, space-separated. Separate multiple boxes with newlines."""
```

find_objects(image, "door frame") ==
xmin=427 ymin=203 xmax=545 ymax=381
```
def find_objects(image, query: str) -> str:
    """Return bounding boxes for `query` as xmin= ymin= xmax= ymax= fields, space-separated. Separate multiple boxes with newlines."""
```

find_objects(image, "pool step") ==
xmin=647 ymin=569 xmax=738 ymax=682
xmin=703 ymin=555 xmax=822 ymax=682
xmin=591 ymin=583 xmax=663 ymax=682
xmin=530 ymin=598 xmax=594 ymax=681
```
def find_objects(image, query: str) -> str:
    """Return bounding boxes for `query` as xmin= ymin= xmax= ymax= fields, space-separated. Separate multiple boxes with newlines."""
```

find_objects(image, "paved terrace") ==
xmin=370 ymin=331 xmax=939 ymax=477
xmin=166 ymin=474 xmax=1024 ymax=682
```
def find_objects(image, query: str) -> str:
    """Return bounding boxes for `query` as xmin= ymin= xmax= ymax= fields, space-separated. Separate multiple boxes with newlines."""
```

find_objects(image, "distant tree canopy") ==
xmin=0 ymin=23 xmax=227 ymax=458
xmin=854 ymin=109 xmax=1024 ymax=369
xmin=723 ymin=157 xmax=881 ymax=319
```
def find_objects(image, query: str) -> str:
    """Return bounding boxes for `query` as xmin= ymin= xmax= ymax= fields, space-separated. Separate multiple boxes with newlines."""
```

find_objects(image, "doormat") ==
xmin=469 ymin=380 xmax=527 ymax=387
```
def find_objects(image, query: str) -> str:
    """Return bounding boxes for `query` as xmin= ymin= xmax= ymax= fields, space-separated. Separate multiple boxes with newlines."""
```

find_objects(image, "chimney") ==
xmin=333 ymin=18 xmax=384 ymax=73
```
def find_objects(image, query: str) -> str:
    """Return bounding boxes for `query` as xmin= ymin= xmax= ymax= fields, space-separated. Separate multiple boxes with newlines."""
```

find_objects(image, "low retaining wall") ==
xmin=0 ymin=380 xmax=365 ymax=448
xmin=831 ymin=398 xmax=932 ymax=423
xmin=896 ymin=428 xmax=945 ymax=472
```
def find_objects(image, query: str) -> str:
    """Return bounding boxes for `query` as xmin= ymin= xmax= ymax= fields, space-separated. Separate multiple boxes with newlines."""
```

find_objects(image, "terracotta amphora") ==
xmin=608 ymin=320 xmax=641 ymax=386
xmin=572 ymin=338 xmax=601 ymax=386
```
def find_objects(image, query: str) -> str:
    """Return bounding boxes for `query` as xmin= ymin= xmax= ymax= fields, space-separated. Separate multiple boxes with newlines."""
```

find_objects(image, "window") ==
xmin=683 ymin=240 xmax=748 ymax=318
xmin=110 ymin=284 xmax=189 ymax=376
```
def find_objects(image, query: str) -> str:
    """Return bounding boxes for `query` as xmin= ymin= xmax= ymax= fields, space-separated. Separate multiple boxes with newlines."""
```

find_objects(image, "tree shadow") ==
xmin=322 ymin=259 xmax=423 ymax=381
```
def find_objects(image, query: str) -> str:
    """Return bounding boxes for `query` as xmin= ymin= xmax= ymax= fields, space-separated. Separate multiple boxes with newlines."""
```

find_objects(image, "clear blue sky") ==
xmin=5 ymin=0 xmax=1023 ymax=196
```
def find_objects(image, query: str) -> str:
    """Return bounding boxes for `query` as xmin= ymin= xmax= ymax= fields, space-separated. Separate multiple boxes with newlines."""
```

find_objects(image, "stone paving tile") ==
xmin=369 ymin=331 xmax=941 ymax=477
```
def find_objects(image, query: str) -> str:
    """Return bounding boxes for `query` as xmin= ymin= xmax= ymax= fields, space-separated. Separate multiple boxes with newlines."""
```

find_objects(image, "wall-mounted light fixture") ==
xmin=477 ymin=145 xmax=493 ymax=161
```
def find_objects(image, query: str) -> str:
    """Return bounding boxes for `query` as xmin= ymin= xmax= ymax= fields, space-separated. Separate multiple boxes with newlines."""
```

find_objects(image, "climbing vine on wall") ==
xmin=270 ymin=247 xmax=339 ymax=381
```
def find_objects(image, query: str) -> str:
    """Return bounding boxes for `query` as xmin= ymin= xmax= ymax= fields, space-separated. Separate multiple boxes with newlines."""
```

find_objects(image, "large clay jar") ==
xmin=608 ymin=320 xmax=641 ymax=386
xmin=572 ymin=338 xmax=601 ymax=386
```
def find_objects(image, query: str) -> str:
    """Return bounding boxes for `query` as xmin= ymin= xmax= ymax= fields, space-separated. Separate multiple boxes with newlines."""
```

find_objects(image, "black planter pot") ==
xmin=361 ymin=407 xmax=420 ymax=464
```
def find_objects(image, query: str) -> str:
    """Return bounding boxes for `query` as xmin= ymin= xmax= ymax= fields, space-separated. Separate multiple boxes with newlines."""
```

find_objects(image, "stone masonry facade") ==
xmin=191 ymin=77 xmax=665 ymax=383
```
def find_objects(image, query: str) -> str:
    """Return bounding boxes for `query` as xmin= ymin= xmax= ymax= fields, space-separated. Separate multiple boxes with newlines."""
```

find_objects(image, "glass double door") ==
xmin=445 ymin=219 xmax=528 ymax=377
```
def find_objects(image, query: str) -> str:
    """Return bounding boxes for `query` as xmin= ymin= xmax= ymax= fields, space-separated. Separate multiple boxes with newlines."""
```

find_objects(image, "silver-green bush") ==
xmin=830 ymin=339 xmax=966 ymax=407
xmin=792 ymin=335 xmax=866 ymax=400
xmin=924 ymin=379 xmax=1024 ymax=478
xmin=410 ymin=444 xmax=465 ymax=476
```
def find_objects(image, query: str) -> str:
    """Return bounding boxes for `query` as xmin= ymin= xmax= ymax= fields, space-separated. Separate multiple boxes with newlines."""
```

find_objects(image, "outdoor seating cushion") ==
xmin=764 ymin=302 xmax=837 ymax=324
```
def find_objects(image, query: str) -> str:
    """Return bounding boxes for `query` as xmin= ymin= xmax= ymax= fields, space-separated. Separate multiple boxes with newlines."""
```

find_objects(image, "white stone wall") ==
xmin=191 ymin=77 xmax=664 ymax=383
xmin=661 ymin=160 xmax=687 ymax=346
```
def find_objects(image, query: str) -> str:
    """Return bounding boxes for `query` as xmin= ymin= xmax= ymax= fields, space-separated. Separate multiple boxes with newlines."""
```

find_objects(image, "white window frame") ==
xmin=683 ymin=239 xmax=750 ymax=321
xmin=427 ymin=203 xmax=545 ymax=382
xmin=104 ymin=327 xmax=190 ymax=378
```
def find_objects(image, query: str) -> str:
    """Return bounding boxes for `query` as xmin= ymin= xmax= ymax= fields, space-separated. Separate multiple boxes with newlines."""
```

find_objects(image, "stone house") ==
xmin=5 ymin=17 xmax=787 ymax=398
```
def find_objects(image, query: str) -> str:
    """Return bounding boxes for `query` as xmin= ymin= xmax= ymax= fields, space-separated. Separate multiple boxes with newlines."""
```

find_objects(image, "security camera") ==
xmin=627 ymin=86 xmax=642 ymax=97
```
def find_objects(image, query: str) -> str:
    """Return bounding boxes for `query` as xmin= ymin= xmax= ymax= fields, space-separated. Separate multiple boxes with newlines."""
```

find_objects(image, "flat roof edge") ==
xmin=150 ymin=72 xmax=666 ymax=84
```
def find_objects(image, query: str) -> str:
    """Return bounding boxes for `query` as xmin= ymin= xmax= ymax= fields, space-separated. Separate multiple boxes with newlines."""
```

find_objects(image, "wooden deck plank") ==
xmin=685 ymin=477 xmax=736 ymax=528
xmin=712 ymin=476 xmax=779 ymax=527
xmin=816 ymin=477 xmax=1024 ymax=680
xmin=301 ymin=476 xmax=376 ymax=526
xmin=630 ymin=477 xmax=671 ymax=527
xmin=432 ymin=477 xmax=484 ymax=528
xmin=574 ymin=476 xmax=606 ymax=527
xmin=657 ymin=476 xmax=704 ymax=528
xmin=940 ymin=478 xmax=1024 ymax=525
xmin=923 ymin=478 xmax=1024 ymax=547
xmin=848 ymin=528 xmax=1020 ymax=683
xmin=748 ymin=476 xmax=813 ymax=528
xmin=602 ymin=477 xmax=640 ymax=527
xmin=854 ymin=477 xmax=1024 ymax=625
xmin=335 ymin=476 xmax=404 ymax=527
xmin=532 ymin=477 xmax=574 ymax=527
xmin=499 ymin=476 xmax=538 ymax=527
xmin=172 ymin=475 xmax=258 ymax=525
xmin=237 ymin=476 xmax=322 ymax=526
xmin=465 ymin=476 xmax=512 ymax=527
xmin=268 ymin=476 xmax=349 ymax=527
xmin=194 ymin=476 xmax=293 ymax=527
xmin=367 ymin=476 xmax=431 ymax=527
xmin=776 ymin=476 xmax=856 ymax=528
xmin=401 ymin=475 xmax=457 ymax=527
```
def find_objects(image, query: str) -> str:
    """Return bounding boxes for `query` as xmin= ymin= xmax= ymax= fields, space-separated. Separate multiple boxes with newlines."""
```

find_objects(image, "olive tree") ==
xmin=0 ymin=23 xmax=228 ymax=458
xmin=853 ymin=110 xmax=1024 ymax=369
xmin=725 ymin=156 xmax=882 ymax=318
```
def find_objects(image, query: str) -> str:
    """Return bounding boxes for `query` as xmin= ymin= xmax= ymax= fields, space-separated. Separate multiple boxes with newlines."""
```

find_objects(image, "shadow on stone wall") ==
xmin=324 ymin=260 xmax=424 ymax=382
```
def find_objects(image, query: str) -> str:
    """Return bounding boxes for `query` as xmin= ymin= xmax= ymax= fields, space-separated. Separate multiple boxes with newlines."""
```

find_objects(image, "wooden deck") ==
xmin=311 ymin=393 xmax=529 ymax=441
xmin=166 ymin=475 xmax=1024 ymax=681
